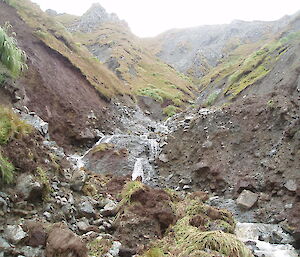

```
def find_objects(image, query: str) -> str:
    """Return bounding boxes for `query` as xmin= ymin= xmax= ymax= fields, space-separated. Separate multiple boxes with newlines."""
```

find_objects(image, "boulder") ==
xmin=16 ymin=174 xmax=43 ymax=202
xmin=236 ymin=190 xmax=258 ymax=209
xmin=4 ymin=225 xmax=27 ymax=244
xmin=71 ymin=169 xmax=87 ymax=192
xmin=45 ymin=224 xmax=87 ymax=257
xmin=77 ymin=198 xmax=96 ymax=218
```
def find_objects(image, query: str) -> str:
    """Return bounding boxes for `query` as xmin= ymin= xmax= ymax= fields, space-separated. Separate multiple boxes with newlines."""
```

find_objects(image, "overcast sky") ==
xmin=33 ymin=0 xmax=300 ymax=37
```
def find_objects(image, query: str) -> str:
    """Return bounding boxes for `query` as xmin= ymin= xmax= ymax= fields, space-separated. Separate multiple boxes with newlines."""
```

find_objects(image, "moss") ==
xmin=92 ymin=143 xmax=115 ymax=153
xmin=163 ymin=105 xmax=179 ymax=117
xmin=120 ymin=180 xmax=144 ymax=206
xmin=82 ymin=183 xmax=98 ymax=197
xmin=143 ymin=247 xmax=165 ymax=257
xmin=36 ymin=167 xmax=52 ymax=200
xmin=0 ymin=152 xmax=15 ymax=184
xmin=0 ymin=106 xmax=32 ymax=145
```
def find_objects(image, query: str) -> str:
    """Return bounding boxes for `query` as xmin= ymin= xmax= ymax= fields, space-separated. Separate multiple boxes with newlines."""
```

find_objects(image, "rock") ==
xmin=16 ymin=174 xmax=43 ymax=202
xmin=109 ymin=241 xmax=122 ymax=257
xmin=45 ymin=224 xmax=87 ymax=257
xmin=158 ymin=153 xmax=169 ymax=163
xmin=100 ymin=200 xmax=118 ymax=216
xmin=24 ymin=221 xmax=47 ymax=247
xmin=284 ymin=180 xmax=297 ymax=192
xmin=236 ymin=190 xmax=258 ymax=209
xmin=0 ymin=236 xmax=11 ymax=250
xmin=78 ymin=198 xmax=96 ymax=218
xmin=182 ymin=185 xmax=192 ymax=190
xmin=19 ymin=246 xmax=45 ymax=257
xmin=202 ymin=140 xmax=213 ymax=149
xmin=93 ymin=218 xmax=104 ymax=226
xmin=4 ymin=225 xmax=27 ymax=244
xmin=70 ymin=169 xmax=87 ymax=192
xmin=179 ymin=177 xmax=192 ymax=186
xmin=0 ymin=196 xmax=8 ymax=212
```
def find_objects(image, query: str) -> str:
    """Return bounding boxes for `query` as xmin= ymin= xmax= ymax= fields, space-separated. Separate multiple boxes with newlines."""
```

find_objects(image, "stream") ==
xmin=63 ymin=105 xmax=299 ymax=257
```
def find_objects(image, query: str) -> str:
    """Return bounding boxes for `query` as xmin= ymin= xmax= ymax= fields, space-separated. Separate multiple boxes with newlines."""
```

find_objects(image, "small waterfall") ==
xmin=132 ymin=158 xmax=144 ymax=181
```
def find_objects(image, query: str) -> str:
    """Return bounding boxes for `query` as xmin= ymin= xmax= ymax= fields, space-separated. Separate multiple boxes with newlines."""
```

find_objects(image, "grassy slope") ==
xmin=60 ymin=18 xmax=197 ymax=110
xmin=198 ymin=29 xmax=300 ymax=104
xmin=4 ymin=0 xmax=129 ymax=100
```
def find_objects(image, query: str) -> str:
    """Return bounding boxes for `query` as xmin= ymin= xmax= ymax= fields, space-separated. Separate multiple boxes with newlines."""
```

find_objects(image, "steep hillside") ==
xmin=147 ymin=13 xmax=300 ymax=80
xmin=55 ymin=4 xmax=197 ymax=117
xmin=0 ymin=0 xmax=128 ymax=148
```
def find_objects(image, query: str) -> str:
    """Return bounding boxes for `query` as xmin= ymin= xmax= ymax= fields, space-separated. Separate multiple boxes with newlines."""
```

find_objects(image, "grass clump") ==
xmin=36 ymin=167 xmax=52 ymax=200
xmin=163 ymin=105 xmax=178 ymax=117
xmin=0 ymin=152 xmax=15 ymax=184
xmin=143 ymin=247 xmax=165 ymax=257
xmin=0 ymin=106 xmax=32 ymax=145
xmin=0 ymin=22 xmax=27 ymax=77
xmin=88 ymin=237 xmax=113 ymax=256
xmin=120 ymin=180 xmax=144 ymax=206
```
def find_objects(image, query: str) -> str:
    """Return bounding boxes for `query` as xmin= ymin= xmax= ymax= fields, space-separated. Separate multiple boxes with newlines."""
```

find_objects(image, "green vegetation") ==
xmin=163 ymin=105 xmax=178 ymax=117
xmin=92 ymin=143 xmax=115 ymax=153
xmin=88 ymin=237 xmax=113 ymax=256
xmin=0 ymin=22 xmax=27 ymax=77
xmin=0 ymin=152 xmax=15 ymax=184
xmin=205 ymin=91 xmax=219 ymax=106
xmin=0 ymin=106 xmax=32 ymax=145
xmin=36 ymin=167 xmax=52 ymax=200
xmin=120 ymin=180 xmax=144 ymax=206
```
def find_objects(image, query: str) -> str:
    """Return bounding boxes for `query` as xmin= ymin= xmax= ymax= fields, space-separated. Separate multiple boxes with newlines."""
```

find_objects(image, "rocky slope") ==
xmin=0 ymin=0 xmax=300 ymax=256
xmin=147 ymin=12 xmax=300 ymax=79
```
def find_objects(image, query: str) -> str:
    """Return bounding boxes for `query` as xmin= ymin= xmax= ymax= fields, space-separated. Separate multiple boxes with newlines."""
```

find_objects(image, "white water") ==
xmin=235 ymin=223 xmax=298 ymax=257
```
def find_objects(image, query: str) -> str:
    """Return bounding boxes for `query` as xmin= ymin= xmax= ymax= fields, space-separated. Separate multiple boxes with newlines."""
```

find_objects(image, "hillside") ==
xmin=54 ymin=4 xmax=197 ymax=118
xmin=0 ymin=0 xmax=300 ymax=257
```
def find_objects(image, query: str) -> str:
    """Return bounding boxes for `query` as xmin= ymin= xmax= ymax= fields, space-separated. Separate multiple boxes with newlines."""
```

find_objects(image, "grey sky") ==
xmin=32 ymin=0 xmax=300 ymax=37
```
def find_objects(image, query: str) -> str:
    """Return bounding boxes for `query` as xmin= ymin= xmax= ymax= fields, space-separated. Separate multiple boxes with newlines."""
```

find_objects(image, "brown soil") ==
xmin=46 ymin=223 xmax=87 ymax=257
xmin=0 ymin=3 xmax=120 ymax=149
xmin=158 ymin=91 xmax=300 ymax=226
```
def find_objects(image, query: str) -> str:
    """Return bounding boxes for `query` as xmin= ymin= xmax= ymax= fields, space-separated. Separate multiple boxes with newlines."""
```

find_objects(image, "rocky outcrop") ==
xmin=68 ymin=3 xmax=126 ymax=33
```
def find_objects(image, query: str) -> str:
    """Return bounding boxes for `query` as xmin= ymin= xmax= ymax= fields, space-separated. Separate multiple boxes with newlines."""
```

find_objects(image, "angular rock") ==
xmin=78 ymin=199 xmax=96 ymax=218
xmin=109 ymin=241 xmax=122 ymax=257
xmin=71 ymin=169 xmax=87 ymax=192
xmin=158 ymin=154 xmax=169 ymax=163
xmin=45 ymin=224 xmax=87 ymax=257
xmin=16 ymin=174 xmax=43 ymax=201
xmin=236 ymin=190 xmax=258 ymax=209
xmin=4 ymin=225 xmax=27 ymax=244
xmin=284 ymin=180 xmax=297 ymax=192
xmin=100 ymin=200 xmax=118 ymax=216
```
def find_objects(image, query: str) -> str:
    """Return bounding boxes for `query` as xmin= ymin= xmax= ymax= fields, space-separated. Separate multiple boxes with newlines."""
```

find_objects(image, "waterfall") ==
xmin=132 ymin=158 xmax=144 ymax=181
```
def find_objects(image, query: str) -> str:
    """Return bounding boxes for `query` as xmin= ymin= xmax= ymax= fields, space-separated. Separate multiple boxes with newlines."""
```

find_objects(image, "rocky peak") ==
xmin=70 ymin=3 xmax=125 ymax=32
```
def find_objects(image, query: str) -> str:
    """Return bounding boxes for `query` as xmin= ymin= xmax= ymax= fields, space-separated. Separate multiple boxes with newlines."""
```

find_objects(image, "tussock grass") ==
xmin=0 ymin=152 xmax=15 ymax=184
xmin=0 ymin=106 xmax=32 ymax=145
xmin=0 ymin=22 xmax=27 ymax=77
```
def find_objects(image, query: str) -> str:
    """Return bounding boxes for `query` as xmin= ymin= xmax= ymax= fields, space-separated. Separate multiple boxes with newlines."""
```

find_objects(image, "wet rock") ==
xmin=236 ymin=190 xmax=258 ymax=209
xmin=71 ymin=169 xmax=87 ymax=192
xmin=4 ymin=225 xmax=27 ymax=244
xmin=284 ymin=179 xmax=297 ymax=192
xmin=77 ymin=198 xmax=96 ymax=218
xmin=45 ymin=224 xmax=87 ymax=257
xmin=16 ymin=174 xmax=43 ymax=202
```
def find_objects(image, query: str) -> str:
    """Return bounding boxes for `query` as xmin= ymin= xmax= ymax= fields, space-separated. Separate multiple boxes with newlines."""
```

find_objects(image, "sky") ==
xmin=32 ymin=0 xmax=300 ymax=37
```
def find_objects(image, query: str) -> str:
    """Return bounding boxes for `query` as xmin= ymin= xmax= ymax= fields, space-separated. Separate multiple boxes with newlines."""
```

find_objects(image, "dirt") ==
xmin=158 ymin=90 xmax=300 ymax=229
xmin=0 ymin=3 xmax=121 ymax=150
